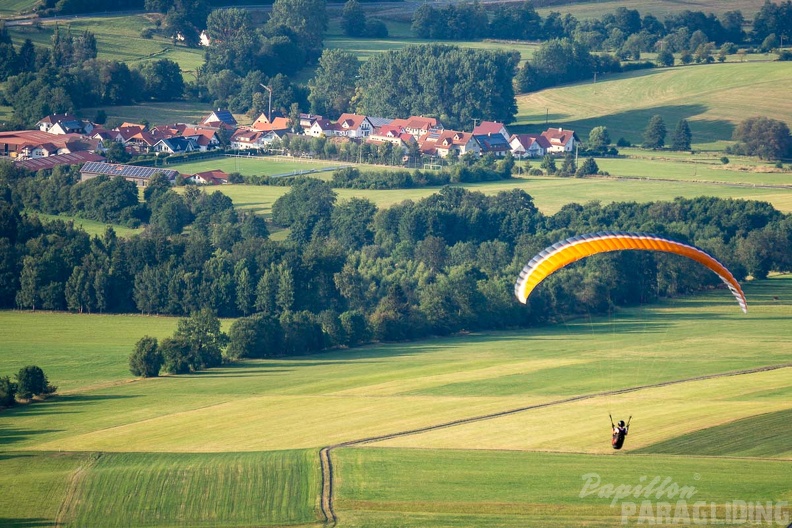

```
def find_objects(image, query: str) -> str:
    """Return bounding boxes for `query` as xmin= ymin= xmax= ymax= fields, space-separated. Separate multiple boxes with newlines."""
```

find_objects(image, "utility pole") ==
xmin=259 ymin=84 xmax=272 ymax=122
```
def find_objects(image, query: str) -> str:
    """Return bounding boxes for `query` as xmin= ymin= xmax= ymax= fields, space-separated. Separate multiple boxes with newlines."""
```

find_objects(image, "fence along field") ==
xmin=1 ymin=276 xmax=790 ymax=525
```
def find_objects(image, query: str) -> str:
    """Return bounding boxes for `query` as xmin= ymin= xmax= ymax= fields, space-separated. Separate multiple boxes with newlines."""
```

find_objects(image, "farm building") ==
xmin=79 ymin=162 xmax=179 ymax=187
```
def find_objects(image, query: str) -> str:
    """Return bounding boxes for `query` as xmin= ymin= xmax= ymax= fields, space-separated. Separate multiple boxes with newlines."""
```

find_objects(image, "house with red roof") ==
xmin=230 ymin=128 xmax=284 ymax=150
xmin=182 ymin=125 xmax=223 ymax=151
xmin=473 ymin=121 xmax=510 ymax=141
xmin=510 ymin=134 xmax=551 ymax=158
xmin=434 ymin=131 xmax=480 ymax=158
xmin=367 ymin=130 xmax=416 ymax=153
xmin=541 ymin=127 xmax=580 ymax=154
xmin=335 ymin=113 xmax=374 ymax=138
xmin=189 ymin=170 xmax=229 ymax=185
xmin=404 ymin=116 xmax=443 ymax=138
xmin=252 ymin=116 xmax=290 ymax=133
xmin=307 ymin=118 xmax=341 ymax=137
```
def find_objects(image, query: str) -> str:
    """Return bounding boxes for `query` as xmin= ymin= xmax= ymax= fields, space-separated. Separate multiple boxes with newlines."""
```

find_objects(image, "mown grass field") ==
xmin=1 ymin=276 xmax=790 ymax=525
xmin=202 ymin=171 xmax=792 ymax=218
xmin=514 ymin=62 xmax=792 ymax=150
xmin=334 ymin=448 xmax=791 ymax=527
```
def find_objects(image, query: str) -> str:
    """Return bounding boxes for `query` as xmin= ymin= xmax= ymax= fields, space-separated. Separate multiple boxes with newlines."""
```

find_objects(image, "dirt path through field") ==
xmin=317 ymin=361 xmax=792 ymax=525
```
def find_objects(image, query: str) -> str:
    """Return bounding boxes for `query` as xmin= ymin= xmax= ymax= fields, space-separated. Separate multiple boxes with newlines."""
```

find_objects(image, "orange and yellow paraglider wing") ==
xmin=514 ymin=232 xmax=747 ymax=312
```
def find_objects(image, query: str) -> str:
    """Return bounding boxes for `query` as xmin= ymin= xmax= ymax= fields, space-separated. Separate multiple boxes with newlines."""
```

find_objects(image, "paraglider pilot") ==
xmin=610 ymin=415 xmax=630 ymax=450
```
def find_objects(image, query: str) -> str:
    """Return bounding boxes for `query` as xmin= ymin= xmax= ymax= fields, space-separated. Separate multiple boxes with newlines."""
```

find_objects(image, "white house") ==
xmin=541 ymin=128 xmax=580 ymax=154
xmin=510 ymin=134 xmax=550 ymax=158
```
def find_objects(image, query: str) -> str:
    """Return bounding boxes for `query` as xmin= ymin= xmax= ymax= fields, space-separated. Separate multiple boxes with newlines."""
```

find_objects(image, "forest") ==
xmin=2 ymin=160 xmax=791 ymax=360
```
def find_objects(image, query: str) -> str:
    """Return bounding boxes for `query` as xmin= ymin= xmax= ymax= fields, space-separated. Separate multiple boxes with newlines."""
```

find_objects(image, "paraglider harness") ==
xmin=610 ymin=414 xmax=631 ymax=450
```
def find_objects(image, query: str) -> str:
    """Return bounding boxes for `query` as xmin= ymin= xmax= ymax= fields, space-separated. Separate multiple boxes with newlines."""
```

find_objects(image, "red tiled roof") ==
xmin=193 ymin=170 xmax=229 ymax=185
xmin=252 ymin=117 xmax=290 ymax=132
xmin=473 ymin=121 xmax=507 ymax=136
xmin=541 ymin=128 xmax=578 ymax=146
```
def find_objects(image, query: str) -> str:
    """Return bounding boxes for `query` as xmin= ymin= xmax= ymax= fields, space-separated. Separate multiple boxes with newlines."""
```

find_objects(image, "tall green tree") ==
xmin=267 ymin=0 xmax=328 ymax=57
xmin=308 ymin=49 xmax=360 ymax=119
xmin=341 ymin=0 xmax=366 ymax=37
xmin=671 ymin=118 xmax=692 ymax=151
xmin=643 ymin=114 xmax=667 ymax=149
xmin=731 ymin=116 xmax=792 ymax=160
xmin=174 ymin=308 xmax=227 ymax=370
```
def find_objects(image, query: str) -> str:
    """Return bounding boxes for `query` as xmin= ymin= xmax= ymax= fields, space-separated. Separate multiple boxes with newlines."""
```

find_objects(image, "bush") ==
xmin=616 ymin=137 xmax=631 ymax=147
xmin=720 ymin=156 xmax=730 ymax=165
xmin=364 ymin=19 xmax=388 ymax=38
xmin=779 ymin=50 xmax=792 ymax=61
xmin=0 ymin=376 xmax=17 ymax=407
xmin=129 ymin=336 xmax=163 ymax=377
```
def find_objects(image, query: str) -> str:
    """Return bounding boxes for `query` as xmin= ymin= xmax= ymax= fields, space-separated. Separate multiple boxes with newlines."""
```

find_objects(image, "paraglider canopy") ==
xmin=514 ymin=231 xmax=747 ymax=313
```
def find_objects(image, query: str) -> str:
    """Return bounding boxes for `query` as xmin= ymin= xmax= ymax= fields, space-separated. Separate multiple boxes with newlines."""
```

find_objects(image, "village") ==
xmin=0 ymin=107 xmax=580 ymax=185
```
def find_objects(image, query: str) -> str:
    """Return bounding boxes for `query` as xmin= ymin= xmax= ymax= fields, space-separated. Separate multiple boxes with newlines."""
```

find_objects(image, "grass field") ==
xmin=201 ymin=172 xmax=792 ymax=218
xmin=515 ymin=62 xmax=792 ymax=150
xmin=78 ymin=101 xmax=220 ymax=129
xmin=1 ymin=275 xmax=791 ymax=525
xmin=0 ymin=311 xmax=180 ymax=392
xmin=0 ymin=450 xmax=320 ymax=528
xmin=334 ymin=448 xmax=791 ymax=527
xmin=325 ymin=35 xmax=538 ymax=65
xmin=7 ymin=15 xmax=205 ymax=78
xmin=0 ymin=0 xmax=37 ymax=17
xmin=32 ymin=212 xmax=142 ymax=238
xmin=534 ymin=0 xmax=771 ymax=19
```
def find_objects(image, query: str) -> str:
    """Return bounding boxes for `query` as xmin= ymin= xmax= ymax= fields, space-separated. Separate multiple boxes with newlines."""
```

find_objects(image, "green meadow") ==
xmin=515 ymin=62 xmax=792 ymax=149
xmin=334 ymin=449 xmax=791 ymax=527
xmin=31 ymin=212 xmax=142 ymax=238
xmin=199 ymin=172 xmax=792 ymax=218
xmin=1 ymin=276 xmax=790 ymax=526
xmin=0 ymin=0 xmax=37 ymax=17
xmin=7 ymin=15 xmax=205 ymax=78
xmin=535 ymin=0 xmax=770 ymax=19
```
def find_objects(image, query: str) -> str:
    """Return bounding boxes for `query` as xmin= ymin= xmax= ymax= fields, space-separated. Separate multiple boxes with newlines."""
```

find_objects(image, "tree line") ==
xmin=3 ymin=161 xmax=791 ymax=362
xmin=411 ymin=2 xmax=787 ymax=54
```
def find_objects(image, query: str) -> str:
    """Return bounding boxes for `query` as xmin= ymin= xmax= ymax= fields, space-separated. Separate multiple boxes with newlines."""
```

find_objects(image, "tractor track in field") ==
xmin=318 ymin=361 xmax=792 ymax=525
